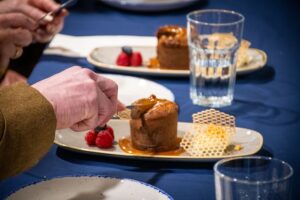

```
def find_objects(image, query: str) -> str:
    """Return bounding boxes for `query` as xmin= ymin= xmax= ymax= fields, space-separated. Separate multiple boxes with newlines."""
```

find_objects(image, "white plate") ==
xmin=7 ymin=176 xmax=173 ymax=200
xmin=88 ymin=46 xmax=188 ymax=77
xmin=102 ymin=74 xmax=174 ymax=105
xmin=54 ymin=120 xmax=263 ymax=162
xmin=87 ymin=38 xmax=267 ymax=77
xmin=100 ymin=0 xmax=200 ymax=12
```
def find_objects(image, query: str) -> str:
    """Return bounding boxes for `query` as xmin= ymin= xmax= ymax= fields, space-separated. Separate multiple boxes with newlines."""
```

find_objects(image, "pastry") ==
xmin=156 ymin=25 xmax=189 ymax=70
xmin=130 ymin=95 xmax=179 ymax=152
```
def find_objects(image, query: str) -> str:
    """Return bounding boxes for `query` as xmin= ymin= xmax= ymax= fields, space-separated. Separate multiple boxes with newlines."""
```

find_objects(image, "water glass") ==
xmin=187 ymin=9 xmax=244 ymax=107
xmin=214 ymin=156 xmax=294 ymax=200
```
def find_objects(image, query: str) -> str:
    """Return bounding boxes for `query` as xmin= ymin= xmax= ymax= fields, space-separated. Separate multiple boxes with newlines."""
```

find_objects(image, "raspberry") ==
xmin=106 ymin=125 xmax=114 ymax=139
xmin=95 ymin=130 xmax=113 ymax=148
xmin=116 ymin=52 xmax=130 ymax=66
xmin=130 ymin=52 xmax=143 ymax=66
xmin=122 ymin=46 xmax=133 ymax=55
xmin=85 ymin=130 xmax=97 ymax=146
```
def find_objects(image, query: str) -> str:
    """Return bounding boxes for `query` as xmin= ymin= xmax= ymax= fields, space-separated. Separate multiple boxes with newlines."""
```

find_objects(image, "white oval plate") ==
xmin=54 ymin=120 xmax=263 ymax=162
xmin=102 ymin=74 xmax=174 ymax=105
xmin=87 ymin=39 xmax=267 ymax=77
xmin=7 ymin=176 xmax=173 ymax=200
xmin=100 ymin=0 xmax=200 ymax=12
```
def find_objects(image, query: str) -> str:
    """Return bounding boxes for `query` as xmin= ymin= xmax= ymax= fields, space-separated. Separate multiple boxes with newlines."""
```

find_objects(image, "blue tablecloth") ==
xmin=1 ymin=0 xmax=299 ymax=199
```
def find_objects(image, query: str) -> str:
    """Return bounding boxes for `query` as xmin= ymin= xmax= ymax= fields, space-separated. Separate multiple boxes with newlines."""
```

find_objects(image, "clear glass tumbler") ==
xmin=187 ymin=9 xmax=244 ymax=107
xmin=214 ymin=156 xmax=294 ymax=200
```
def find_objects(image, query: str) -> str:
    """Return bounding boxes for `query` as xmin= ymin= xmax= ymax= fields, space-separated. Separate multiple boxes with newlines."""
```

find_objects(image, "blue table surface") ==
xmin=1 ymin=0 xmax=300 ymax=199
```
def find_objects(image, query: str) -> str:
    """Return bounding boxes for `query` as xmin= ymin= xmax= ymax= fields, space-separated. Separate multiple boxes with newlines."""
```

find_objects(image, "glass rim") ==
xmin=214 ymin=156 xmax=294 ymax=185
xmin=187 ymin=9 xmax=245 ymax=26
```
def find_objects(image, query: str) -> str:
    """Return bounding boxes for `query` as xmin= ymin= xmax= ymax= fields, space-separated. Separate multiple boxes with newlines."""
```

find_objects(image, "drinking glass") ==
xmin=214 ymin=156 xmax=294 ymax=200
xmin=187 ymin=9 xmax=244 ymax=107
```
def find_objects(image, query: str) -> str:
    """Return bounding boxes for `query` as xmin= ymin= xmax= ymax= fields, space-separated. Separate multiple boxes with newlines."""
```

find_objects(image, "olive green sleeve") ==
xmin=0 ymin=83 xmax=56 ymax=180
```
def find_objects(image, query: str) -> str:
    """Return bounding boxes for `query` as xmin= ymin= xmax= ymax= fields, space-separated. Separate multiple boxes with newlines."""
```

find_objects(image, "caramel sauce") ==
xmin=119 ymin=137 xmax=184 ymax=156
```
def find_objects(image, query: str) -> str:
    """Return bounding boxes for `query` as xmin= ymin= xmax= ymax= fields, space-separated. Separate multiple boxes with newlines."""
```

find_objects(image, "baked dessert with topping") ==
xmin=129 ymin=95 xmax=179 ymax=152
xmin=236 ymin=40 xmax=251 ymax=67
xmin=156 ymin=25 xmax=189 ymax=70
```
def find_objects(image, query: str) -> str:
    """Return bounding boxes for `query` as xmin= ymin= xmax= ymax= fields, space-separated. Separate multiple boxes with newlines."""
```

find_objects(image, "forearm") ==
xmin=0 ymin=83 xmax=56 ymax=180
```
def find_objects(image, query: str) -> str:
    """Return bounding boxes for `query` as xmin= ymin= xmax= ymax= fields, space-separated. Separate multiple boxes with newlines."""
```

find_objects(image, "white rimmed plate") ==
xmin=99 ymin=0 xmax=200 ymax=12
xmin=102 ymin=74 xmax=174 ymax=105
xmin=54 ymin=120 xmax=263 ymax=162
xmin=7 ymin=176 xmax=172 ymax=200
xmin=87 ymin=41 xmax=267 ymax=77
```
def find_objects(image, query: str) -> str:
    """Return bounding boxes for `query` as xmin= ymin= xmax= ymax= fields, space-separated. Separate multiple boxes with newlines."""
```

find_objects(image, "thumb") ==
xmin=117 ymin=100 xmax=126 ymax=111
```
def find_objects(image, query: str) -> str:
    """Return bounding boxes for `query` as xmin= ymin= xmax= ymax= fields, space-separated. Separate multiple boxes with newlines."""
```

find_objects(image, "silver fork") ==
xmin=36 ymin=0 xmax=75 ymax=26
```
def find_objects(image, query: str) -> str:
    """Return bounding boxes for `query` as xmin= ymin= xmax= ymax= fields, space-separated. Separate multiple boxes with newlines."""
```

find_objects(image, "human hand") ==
xmin=32 ymin=66 xmax=123 ymax=131
xmin=0 ymin=0 xmax=67 ymax=43
xmin=0 ymin=27 xmax=32 ymax=71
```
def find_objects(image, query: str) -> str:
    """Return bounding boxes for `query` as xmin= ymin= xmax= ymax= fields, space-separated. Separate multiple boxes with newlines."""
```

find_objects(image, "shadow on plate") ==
xmin=255 ymin=146 xmax=273 ymax=158
xmin=68 ymin=0 xmax=208 ymax=14
xmin=97 ymin=0 xmax=209 ymax=14
xmin=56 ymin=147 xmax=215 ymax=170
xmin=237 ymin=65 xmax=275 ymax=84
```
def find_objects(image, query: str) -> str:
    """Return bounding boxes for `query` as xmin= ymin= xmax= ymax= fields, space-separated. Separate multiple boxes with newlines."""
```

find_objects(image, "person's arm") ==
xmin=0 ymin=82 xmax=56 ymax=180
xmin=0 ymin=66 xmax=123 ymax=180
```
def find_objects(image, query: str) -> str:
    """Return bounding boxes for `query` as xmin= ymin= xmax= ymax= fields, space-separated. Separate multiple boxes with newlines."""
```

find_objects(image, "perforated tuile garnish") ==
xmin=180 ymin=109 xmax=236 ymax=157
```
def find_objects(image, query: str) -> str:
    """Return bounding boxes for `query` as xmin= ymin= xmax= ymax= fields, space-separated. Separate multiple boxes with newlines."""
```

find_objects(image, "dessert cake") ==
xmin=156 ymin=25 xmax=189 ymax=70
xmin=130 ymin=95 xmax=179 ymax=152
xmin=236 ymin=40 xmax=251 ymax=67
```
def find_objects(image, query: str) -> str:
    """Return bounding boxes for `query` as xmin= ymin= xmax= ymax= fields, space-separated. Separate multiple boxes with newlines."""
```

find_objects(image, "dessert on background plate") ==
xmin=156 ymin=25 xmax=189 ymax=70
xmin=147 ymin=26 xmax=260 ymax=70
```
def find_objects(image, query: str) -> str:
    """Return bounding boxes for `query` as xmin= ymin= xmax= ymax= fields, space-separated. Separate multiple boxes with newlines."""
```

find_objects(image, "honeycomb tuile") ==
xmin=180 ymin=109 xmax=236 ymax=157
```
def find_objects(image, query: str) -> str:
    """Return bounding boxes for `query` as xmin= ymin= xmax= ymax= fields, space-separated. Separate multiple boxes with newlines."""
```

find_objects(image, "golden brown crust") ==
xmin=129 ymin=95 xmax=179 ymax=152
xmin=157 ymin=25 xmax=187 ymax=47
xmin=156 ymin=25 xmax=189 ymax=70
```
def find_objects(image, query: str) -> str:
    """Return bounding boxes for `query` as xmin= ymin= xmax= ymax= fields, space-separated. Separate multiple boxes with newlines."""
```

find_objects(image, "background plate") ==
xmin=88 ymin=45 xmax=267 ymax=77
xmin=102 ymin=74 xmax=174 ymax=105
xmin=99 ymin=0 xmax=200 ymax=12
xmin=7 ymin=176 xmax=172 ymax=200
xmin=55 ymin=120 xmax=263 ymax=162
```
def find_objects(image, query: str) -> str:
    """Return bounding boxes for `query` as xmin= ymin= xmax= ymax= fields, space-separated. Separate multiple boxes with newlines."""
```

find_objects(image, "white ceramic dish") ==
xmin=7 ymin=176 xmax=173 ymax=200
xmin=87 ymin=42 xmax=267 ymax=77
xmin=100 ymin=0 xmax=200 ymax=12
xmin=54 ymin=120 xmax=263 ymax=162
xmin=102 ymin=74 xmax=174 ymax=105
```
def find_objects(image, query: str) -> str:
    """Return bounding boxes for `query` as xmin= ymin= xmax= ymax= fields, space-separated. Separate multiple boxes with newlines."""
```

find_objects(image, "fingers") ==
xmin=7 ymin=28 xmax=33 ymax=47
xmin=70 ymin=87 xmax=116 ymax=132
xmin=88 ymin=72 xmax=119 ymax=108
xmin=29 ymin=0 xmax=60 ymax=13
xmin=18 ymin=4 xmax=47 ymax=21
xmin=0 ymin=27 xmax=32 ymax=59
xmin=34 ymin=12 xmax=66 ymax=43
xmin=19 ymin=0 xmax=60 ymax=20
xmin=117 ymin=100 xmax=126 ymax=111
xmin=33 ymin=66 xmax=121 ymax=131
xmin=82 ymin=68 xmax=118 ymax=113
xmin=0 ymin=13 xmax=36 ymax=30
xmin=70 ymin=69 xmax=119 ymax=131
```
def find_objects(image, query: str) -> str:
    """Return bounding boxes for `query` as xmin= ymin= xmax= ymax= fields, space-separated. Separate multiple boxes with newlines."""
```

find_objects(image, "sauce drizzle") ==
xmin=119 ymin=137 xmax=184 ymax=156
